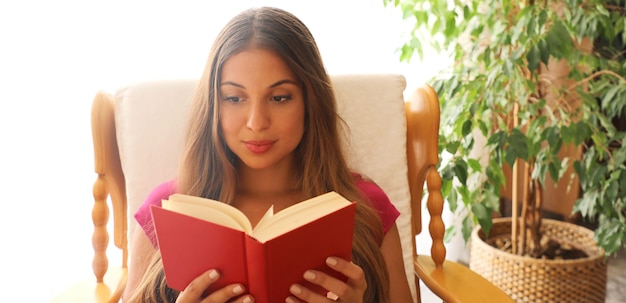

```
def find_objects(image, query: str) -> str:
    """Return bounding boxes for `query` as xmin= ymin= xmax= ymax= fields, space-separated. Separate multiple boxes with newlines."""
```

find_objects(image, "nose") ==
xmin=246 ymin=100 xmax=270 ymax=132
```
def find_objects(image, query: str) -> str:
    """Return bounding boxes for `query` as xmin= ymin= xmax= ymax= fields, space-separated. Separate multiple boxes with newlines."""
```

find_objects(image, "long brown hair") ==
xmin=137 ymin=7 xmax=390 ymax=303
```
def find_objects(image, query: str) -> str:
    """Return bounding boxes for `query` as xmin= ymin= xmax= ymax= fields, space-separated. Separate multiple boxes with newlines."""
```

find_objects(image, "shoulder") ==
xmin=145 ymin=179 xmax=178 ymax=206
xmin=353 ymin=175 xmax=388 ymax=203
xmin=352 ymin=173 xmax=400 ymax=234
xmin=134 ymin=179 xmax=178 ymax=246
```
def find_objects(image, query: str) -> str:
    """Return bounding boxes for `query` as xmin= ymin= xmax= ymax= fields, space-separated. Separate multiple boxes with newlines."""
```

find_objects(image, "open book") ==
xmin=150 ymin=191 xmax=356 ymax=302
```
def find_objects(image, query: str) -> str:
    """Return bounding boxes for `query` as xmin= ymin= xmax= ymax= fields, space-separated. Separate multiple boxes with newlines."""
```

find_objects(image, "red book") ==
xmin=150 ymin=191 xmax=356 ymax=302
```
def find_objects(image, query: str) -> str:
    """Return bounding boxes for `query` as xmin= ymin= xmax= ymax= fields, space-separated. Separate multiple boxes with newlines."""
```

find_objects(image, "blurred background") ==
xmin=0 ymin=0 xmax=450 ymax=301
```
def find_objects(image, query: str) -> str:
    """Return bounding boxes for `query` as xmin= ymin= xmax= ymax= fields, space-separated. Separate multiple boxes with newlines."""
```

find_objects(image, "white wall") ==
xmin=0 ymin=0 xmax=450 ymax=301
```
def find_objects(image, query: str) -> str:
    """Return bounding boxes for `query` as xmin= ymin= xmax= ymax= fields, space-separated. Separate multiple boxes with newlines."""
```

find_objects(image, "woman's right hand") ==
xmin=175 ymin=269 xmax=254 ymax=303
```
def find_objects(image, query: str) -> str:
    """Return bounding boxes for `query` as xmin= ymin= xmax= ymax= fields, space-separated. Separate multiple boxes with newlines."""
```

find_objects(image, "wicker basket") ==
xmin=469 ymin=218 xmax=607 ymax=303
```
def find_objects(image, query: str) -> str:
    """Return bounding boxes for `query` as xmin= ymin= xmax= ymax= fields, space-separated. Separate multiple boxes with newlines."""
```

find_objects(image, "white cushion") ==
xmin=114 ymin=74 xmax=415 ymax=299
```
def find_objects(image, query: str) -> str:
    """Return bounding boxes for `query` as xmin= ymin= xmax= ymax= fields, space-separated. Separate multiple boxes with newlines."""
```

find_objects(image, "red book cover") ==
xmin=245 ymin=204 xmax=356 ymax=301
xmin=150 ymin=198 xmax=356 ymax=302
xmin=150 ymin=206 xmax=248 ymax=293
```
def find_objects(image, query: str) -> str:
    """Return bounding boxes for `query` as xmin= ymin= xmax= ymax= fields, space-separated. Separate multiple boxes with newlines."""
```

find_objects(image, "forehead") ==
xmin=221 ymin=48 xmax=297 ymax=85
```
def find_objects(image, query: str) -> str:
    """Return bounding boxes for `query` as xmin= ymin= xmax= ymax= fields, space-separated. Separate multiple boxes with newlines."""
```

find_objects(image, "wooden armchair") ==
xmin=52 ymin=74 xmax=513 ymax=303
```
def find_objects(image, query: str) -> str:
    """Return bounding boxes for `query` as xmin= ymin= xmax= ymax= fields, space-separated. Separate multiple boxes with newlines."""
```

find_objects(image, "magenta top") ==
xmin=135 ymin=177 xmax=400 ymax=247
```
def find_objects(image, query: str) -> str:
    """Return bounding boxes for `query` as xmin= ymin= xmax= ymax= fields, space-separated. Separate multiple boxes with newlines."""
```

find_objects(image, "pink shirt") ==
xmin=135 ymin=177 xmax=400 ymax=247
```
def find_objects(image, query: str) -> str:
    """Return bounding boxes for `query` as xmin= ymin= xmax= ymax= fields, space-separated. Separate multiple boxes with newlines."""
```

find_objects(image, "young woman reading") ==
xmin=123 ymin=6 xmax=413 ymax=303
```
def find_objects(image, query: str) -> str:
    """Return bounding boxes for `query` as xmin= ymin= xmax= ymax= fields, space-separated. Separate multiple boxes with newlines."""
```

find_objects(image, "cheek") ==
xmin=218 ymin=109 xmax=239 ymax=136
xmin=285 ymin=106 xmax=306 ymax=140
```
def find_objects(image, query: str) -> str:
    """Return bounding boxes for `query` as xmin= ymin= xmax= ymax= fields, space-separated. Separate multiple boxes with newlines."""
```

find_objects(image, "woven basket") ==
xmin=469 ymin=218 xmax=607 ymax=303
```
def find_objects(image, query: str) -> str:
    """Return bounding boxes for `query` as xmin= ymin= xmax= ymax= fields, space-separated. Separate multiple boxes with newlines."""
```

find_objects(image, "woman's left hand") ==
xmin=286 ymin=256 xmax=366 ymax=303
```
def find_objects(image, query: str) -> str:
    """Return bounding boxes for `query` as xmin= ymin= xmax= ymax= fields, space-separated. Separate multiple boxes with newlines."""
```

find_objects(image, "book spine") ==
xmin=245 ymin=236 xmax=270 ymax=302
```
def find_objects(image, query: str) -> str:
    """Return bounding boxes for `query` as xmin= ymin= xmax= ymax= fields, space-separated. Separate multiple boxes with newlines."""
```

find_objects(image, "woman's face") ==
xmin=219 ymin=48 xmax=305 ymax=171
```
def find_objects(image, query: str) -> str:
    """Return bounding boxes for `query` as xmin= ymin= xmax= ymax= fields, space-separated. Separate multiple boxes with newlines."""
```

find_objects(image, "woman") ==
xmin=124 ymin=6 xmax=412 ymax=303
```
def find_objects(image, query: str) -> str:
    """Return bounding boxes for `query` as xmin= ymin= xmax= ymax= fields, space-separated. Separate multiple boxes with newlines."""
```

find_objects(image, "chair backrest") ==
xmin=95 ymin=74 xmax=422 ymax=301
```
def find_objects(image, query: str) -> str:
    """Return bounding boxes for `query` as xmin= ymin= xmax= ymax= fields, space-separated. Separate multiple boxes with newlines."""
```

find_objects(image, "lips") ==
xmin=245 ymin=140 xmax=274 ymax=154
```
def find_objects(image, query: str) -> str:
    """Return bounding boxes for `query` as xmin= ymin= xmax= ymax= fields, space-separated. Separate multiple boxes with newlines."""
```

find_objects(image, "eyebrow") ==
xmin=220 ymin=79 xmax=299 ymax=89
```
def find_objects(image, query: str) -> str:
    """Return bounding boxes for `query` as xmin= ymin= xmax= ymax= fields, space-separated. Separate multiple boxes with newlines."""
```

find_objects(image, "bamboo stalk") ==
xmin=512 ymin=162 xmax=519 ymax=254
xmin=520 ymin=161 xmax=531 ymax=255
xmin=512 ymin=103 xmax=520 ymax=254
xmin=533 ymin=179 xmax=543 ymax=255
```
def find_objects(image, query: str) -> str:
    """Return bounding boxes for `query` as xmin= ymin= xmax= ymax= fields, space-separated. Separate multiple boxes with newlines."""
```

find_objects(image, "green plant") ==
xmin=384 ymin=0 xmax=626 ymax=256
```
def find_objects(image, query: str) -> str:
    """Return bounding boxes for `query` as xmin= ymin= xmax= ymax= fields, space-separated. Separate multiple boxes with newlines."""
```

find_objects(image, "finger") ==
xmin=288 ymin=283 xmax=325 ymax=302
xmin=177 ymin=269 xmax=220 ymax=301
xmin=302 ymin=257 xmax=367 ymax=299
xmin=230 ymin=293 xmax=255 ymax=303
xmin=201 ymin=284 xmax=247 ymax=303
xmin=326 ymin=257 xmax=365 ymax=283
xmin=285 ymin=295 xmax=305 ymax=303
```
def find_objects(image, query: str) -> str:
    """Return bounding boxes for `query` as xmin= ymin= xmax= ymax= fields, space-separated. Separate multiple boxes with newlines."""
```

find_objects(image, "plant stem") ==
xmin=512 ymin=102 xmax=520 ymax=254
xmin=568 ymin=70 xmax=626 ymax=91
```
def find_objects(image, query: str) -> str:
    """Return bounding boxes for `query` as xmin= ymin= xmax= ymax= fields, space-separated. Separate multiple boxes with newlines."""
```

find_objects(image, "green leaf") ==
xmin=445 ymin=11 xmax=457 ymax=37
xmin=444 ymin=224 xmax=457 ymax=243
xmin=486 ymin=163 xmax=507 ymax=189
xmin=467 ymin=158 xmax=482 ymax=173
xmin=448 ymin=186 xmax=458 ymax=212
xmin=511 ymin=46 xmax=525 ymax=61
xmin=441 ymin=178 xmax=452 ymax=198
xmin=546 ymin=126 xmax=563 ymax=153
xmin=526 ymin=10 xmax=536 ymax=36
xmin=461 ymin=120 xmax=473 ymax=137
xmin=472 ymin=203 xmax=493 ymax=238
xmin=452 ymin=158 xmax=469 ymax=185
xmin=595 ymin=217 xmax=625 ymax=256
xmin=487 ymin=130 xmax=507 ymax=148
xmin=483 ymin=188 xmax=501 ymax=211
xmin=441 ymin=164 xmax=455 ymax=181
xmin=548 ymin=161 xmax=560 ymax=183
xmin=574 ymin=190 xmax=599 ymax=218
xmin=538 ymin=38 xmax=550 ymax=66
xmin=571 ymin=121 xmax=592 ymax=145
xmin=573 ymin=160 xmax=586 ymax=186
xmin=458 ymin=185 xmax=471 ymax=205
xmin=445 ymin=141 xmax=460 ymax=154
xmin=400 ymin=44 xmax=415 ymax=62
xmin=546 ymin=19 xmax=573 ymax=58
xmin=602 ymin=85 xmax=621 ymax=110
xmin=461 ymin=215 xmax=474 ymax=242
xmin=504 ymin=145 xmax=518 ymax=168
xmin=614 ymin=146 xmax=626 ymax=166
xmin=599 ymin=115 xmax=617 ymax=138
xmin=538 ymin=9 xmax=548 ymax=27
xmin=532 ymin=159 xmax=548 ymax=183
xmin=508 ymin=128 xmax=530 ymax=161
xmin=605 ymin=172 xmax=620 ymax=201
xmin=477 ymin=119 xmax=489 ymax=137
xmin=527 ymin=45 xmax=540 ymax=73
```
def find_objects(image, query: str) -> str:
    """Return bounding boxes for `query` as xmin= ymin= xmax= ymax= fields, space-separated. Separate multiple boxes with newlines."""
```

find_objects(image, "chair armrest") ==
xmin=415 ymin=256 xmax=514 ymax=303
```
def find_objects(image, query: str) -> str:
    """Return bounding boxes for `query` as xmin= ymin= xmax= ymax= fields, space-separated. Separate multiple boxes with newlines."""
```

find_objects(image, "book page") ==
xmin=163 ymin=194 xmax=252 ymax=233
xmin=251 ymin=191 xmax=351 ymax=242
xmin=255 ymin=205 xmax=275 ymax=229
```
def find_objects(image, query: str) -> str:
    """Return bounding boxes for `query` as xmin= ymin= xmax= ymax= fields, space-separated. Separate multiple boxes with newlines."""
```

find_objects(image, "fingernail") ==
xmin=233 ymin=285 xmax=244 ymax=294
xmin=208 ymin=269 xmax=219 ymax=279
xmin=303 ymin=270 xmax=316 ymax=280
xmin=290 ymin=284 xmax=302 ymax=295
xmin=326 ymin=257 xmax=338 ymax=266
xmin=243 ymin=296 xmax=254 ymax=303
xmin=285 ymin=297 xmax=295 ymax=303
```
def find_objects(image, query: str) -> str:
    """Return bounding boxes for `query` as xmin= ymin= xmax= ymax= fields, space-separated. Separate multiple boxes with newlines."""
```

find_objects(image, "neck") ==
xmin=236 ymin=162 xmax=299 ymax=197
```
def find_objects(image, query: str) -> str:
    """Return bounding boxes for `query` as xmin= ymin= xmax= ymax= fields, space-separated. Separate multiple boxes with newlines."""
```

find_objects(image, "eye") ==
xmin=223 ymin=96 xmax=242 ymax=103
xmin=271 ymin=95 xmax=292 ymax=103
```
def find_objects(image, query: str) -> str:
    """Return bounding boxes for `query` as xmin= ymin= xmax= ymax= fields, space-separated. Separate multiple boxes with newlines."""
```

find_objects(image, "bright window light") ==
xmin=0 ymin=1 xmax=449 ymax=301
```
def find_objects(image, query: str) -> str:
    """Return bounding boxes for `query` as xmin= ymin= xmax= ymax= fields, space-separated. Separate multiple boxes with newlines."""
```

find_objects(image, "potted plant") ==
xmin=384 ymin=0 xmax=625 ymax=302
